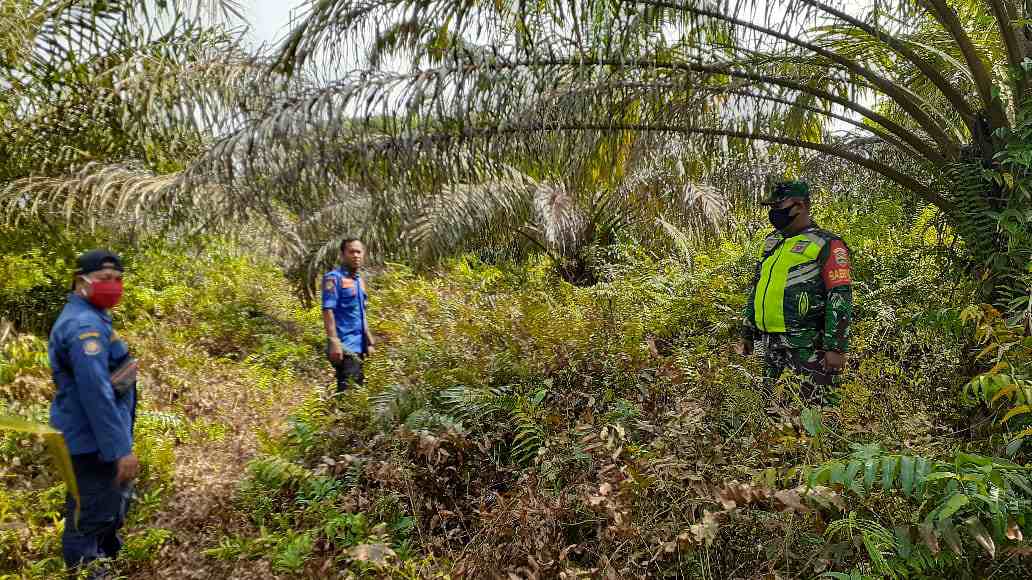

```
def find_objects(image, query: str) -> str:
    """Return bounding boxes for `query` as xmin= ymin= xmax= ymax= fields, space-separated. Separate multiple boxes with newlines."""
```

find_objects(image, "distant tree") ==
xmin=0 ymin=0 xmax=274 ymax=232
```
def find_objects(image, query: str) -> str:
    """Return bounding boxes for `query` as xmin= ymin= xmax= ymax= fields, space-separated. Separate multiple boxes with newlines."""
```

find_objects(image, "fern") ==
xmin=510 ymin=399 xmax=546 ymax=465
xmin=402 ymin=407 xmax=462 ymax=432
xmin=370 ymin=383 xmax=426 ymax=426
xmin=438 ymin=384 xmax=516 ymax=421
xmin=805 ymin=445 xmax=1032 ymax=557
xmin=826 ymin=512 xmax=896 ymax=578
xmin=439 ymin=383 xmax=546 ymax=465
xmin=247 ymin=455 xmax=312 ymax=491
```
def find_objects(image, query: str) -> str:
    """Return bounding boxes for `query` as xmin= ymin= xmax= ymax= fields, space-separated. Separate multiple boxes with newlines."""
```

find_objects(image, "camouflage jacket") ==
xmin=741 ymin=224 xmax=853 ymax=353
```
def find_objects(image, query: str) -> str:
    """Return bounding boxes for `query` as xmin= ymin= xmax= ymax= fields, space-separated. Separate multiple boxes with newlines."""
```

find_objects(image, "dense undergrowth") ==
xmin=3 ymin=196 xmax=1032 ymax=578
xmin=0 ymin=230 xmax=324 ymax=578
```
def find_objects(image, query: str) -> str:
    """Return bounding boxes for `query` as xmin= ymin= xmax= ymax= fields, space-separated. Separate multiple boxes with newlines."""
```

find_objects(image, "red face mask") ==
xmin=85 ymin=278 xmax=124 ymax=309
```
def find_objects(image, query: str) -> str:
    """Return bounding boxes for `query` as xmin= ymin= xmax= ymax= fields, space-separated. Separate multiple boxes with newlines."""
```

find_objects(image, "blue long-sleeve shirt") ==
xmin=49 ymin=294 xmax=135 ymax=462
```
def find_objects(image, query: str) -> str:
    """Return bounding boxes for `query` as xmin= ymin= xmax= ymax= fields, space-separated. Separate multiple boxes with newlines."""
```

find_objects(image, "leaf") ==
xmin=830 ymin=462 xmax=846 ymax=486
xmin=0 ymin=415 xmax=79 ymax=524
xmin=915 ymin=457 xmax=932 ymax=497
xmin=806 ymin=486 xmax=846 ymax=512
xmin=810 ymin=463 xmax=836 ymax=488
xmin=940 ymin=518 xmax=964 ymax=555
xmin=965 ymin=517 xmax=996 ymax=558
xmin=936 ymin=493 xmax=970 ymax=522
xmin=881 ymin=456 xmax=897 ymax=492
xmin=924 ymin=471 xmax=959 ymax=482
xmin=801 ymin=407 xmax=822 ymax=436
xmin=955 ymin=453 xmax=993 ymax=467
xmin=1001 ymin=405 xmax=1031 ymax=423
xmin=920 ymin=521 xmax=940 ymax=555
xmin=845 ymin=460 xmax=863 ymax=490
xmin=863 ymin=459 xmax=877 ymax=492
xmin=1004 ymin=472 xmax=1032 ymax=497
xmin=900 ymin=456 xmax=916 ymax=497
xmin=976 ymin=343 xmax=999 ymax=361
xmin=1005 ymin=431 xmax=1024 ymax=456
xmin=894 ymin=525 xmax=914 ymax=559
xmin=991 ymin=384 xmax=1018 ymax=405
xmin=774 ymin=489 xmax=810 ymax=513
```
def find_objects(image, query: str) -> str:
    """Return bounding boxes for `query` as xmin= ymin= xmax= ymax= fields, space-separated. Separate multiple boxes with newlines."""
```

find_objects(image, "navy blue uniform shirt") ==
xmin=321 ymin=268 xmax=368 ymax=354
xmin=49 ymin=294 xmax=135 ymax=462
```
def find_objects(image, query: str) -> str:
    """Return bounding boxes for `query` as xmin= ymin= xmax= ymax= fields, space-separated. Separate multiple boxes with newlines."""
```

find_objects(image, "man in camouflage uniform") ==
xmin=735 ymin=180 xmax=853 ymax=406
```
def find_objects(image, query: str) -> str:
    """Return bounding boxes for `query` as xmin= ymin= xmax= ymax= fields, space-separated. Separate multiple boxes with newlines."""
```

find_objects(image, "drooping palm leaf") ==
xmin=0 ymin=415 xmax=79 ymax=524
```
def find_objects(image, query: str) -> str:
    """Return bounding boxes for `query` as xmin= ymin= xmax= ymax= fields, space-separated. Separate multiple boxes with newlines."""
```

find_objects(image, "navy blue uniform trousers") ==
xmin=63 ymin=453 xmax=132 ymax=577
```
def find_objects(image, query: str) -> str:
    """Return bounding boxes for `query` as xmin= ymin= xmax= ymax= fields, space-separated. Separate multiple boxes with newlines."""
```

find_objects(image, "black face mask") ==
xmin=768 ymin=205 xmax=796 ymax=231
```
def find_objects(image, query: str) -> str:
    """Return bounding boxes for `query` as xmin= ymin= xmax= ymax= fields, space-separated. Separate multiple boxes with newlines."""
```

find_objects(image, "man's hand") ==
xmin=824 ymin=351 xmax=846 ymax=373
xmin=116 ymin=453 xmax=139 ymax=484
xmin=327 ymin=338 xmax=344 ymax=363
xmin=733 ymin=340 xmax=753 ymax=356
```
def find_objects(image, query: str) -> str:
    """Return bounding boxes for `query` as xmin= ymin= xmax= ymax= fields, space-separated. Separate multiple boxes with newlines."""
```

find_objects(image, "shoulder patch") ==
xmin=83 ymin=339 xmax=102 ymax=356
xmin=324 ymin=278 xmax=336 ymax=292
xmin=832 ymin=245 xmax=850 ymax=266
xmin=78 ymin=331 xmax=100 ymax=340
xmin=822 ymin=239 xmax=852 ymax=288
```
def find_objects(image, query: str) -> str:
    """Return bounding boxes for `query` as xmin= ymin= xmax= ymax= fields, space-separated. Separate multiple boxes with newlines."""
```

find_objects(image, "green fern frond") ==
xmin=247 ymin=455 xmax=311 ymax=491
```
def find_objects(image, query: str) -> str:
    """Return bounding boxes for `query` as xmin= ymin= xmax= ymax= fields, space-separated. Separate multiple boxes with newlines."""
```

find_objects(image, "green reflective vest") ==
xmin=751 ymin=230 xmax=831 ymax=334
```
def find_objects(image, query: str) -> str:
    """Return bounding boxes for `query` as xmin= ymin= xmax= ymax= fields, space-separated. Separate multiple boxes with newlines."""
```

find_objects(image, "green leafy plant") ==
xmin=824 ymin=512 xmax=897 ymax=578
xmin=806 ymin=444 xmax=1031 ymax=558
xmin=440 ymin=382 xmax=548 ymax=465
xmin=961 ymin=304 xmax=1032 ymax=452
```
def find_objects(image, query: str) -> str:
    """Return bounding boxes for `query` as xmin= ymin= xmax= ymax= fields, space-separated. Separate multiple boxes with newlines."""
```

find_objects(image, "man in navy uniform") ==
xmin=322 ymin=238 xmax=376 ymax=394
xmin=49 ymin=250 xmax=138 ymax=578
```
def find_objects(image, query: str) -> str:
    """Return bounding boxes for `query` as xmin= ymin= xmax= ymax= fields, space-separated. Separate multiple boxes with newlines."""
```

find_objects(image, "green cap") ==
xmin=761 ymin=180 xmax=810 ymax=206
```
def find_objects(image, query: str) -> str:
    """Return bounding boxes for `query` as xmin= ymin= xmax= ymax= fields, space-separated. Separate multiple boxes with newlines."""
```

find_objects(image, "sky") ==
xmin=245 ymin=0 xmax=309 ymax=49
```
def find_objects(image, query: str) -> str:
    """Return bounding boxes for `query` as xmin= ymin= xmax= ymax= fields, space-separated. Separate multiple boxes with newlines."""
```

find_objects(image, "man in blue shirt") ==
xmin=322 ymin=238 xmax=376 ymax=394
xmin=49 ymin=250 xmax=138 ymax=578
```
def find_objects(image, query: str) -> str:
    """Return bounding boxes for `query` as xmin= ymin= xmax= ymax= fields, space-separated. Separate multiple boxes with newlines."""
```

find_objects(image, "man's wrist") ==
xmin=327 ymin=337 xmax=342 ymax=347
xmin=106 ymin=448 xmax=132 ymax=463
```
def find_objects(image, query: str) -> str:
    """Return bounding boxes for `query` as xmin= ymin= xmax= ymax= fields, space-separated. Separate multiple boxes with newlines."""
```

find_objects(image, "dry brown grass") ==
xmin=124 ymin=329 xmax=320 ymax=580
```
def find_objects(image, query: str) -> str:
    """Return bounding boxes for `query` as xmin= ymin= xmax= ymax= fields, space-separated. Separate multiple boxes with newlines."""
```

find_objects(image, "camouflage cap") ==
xmin=761 ymin=180 xmax=811 ymax=205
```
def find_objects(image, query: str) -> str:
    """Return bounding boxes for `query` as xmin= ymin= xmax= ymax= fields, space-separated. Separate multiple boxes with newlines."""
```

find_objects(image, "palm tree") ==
xmin=195 ymin=0 xmax=1030 ymax=306
xmin=0 ymin=0 xmax=275 ymax=232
